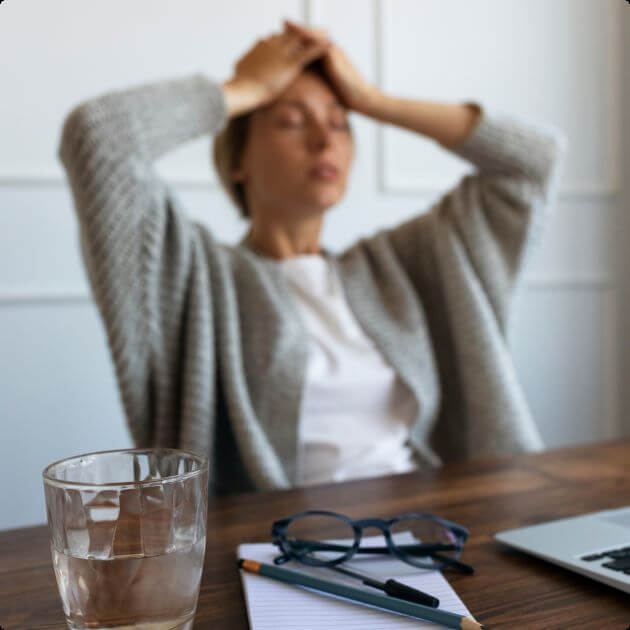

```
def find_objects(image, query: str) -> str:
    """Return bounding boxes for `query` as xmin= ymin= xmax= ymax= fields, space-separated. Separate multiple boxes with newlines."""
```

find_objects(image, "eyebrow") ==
xmin=272 ymin=99 xmax=346 ymax=111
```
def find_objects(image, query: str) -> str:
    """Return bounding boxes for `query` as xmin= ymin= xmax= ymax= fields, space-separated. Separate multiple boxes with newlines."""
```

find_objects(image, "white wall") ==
xmin=0 ymin=0 xmax=626 ymax=531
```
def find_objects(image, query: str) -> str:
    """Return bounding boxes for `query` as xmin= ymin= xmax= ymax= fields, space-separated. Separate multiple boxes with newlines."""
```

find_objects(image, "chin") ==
xmin=304 ymin=197 xmax=341 ymax=216
xmin=289 ymin=181 xmax=346 ymax=215
xmin=309 ymin=187 xmax=345 ymax=211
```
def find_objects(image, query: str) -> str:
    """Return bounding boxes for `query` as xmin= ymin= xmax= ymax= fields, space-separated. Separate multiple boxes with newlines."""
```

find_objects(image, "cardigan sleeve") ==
xmin=57 ymin=74 xmax=228 ymax=446
xmin=385 ymin=103 xmax=568 ymax=331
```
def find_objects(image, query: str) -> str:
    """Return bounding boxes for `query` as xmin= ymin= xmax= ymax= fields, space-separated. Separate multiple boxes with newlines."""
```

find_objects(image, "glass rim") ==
xmin=42 ymin=447 xmax=209 ymax=490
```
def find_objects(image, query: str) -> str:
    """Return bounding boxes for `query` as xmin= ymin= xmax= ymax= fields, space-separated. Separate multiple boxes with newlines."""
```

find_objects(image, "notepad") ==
xmin=237 ymin=533 xmax=472 ymax=629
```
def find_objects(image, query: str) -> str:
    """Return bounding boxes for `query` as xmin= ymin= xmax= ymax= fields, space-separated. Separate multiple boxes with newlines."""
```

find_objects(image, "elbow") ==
xmin=544 ymin=126 xmax=569 ymax=171
xmin=537 ymin=126 xmax=568 ymax=199
xmin=57 ymin=100 xmax=101 ymax=169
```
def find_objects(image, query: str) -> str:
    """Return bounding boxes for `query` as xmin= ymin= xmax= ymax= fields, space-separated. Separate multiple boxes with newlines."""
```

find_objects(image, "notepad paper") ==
xmin=237 ymin=533 xmax=472 ymax=629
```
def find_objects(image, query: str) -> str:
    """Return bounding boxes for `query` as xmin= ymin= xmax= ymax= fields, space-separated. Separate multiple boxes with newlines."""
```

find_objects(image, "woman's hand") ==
xmin=283 ymin=20 xmax=382 ymax=114
xmin=284 ymin=20 xmax=480 ymax=146
xmin=223 ymin=25 xmax=331 ymax=117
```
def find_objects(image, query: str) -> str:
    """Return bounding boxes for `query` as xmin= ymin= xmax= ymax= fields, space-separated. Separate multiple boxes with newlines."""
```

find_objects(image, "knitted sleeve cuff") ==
xmin=440 ymin=101 xmax=568 ymax=191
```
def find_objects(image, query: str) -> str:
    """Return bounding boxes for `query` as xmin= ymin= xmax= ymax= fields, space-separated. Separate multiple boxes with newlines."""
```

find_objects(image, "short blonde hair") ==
xmin=213 ymin=60 xmax=352 ymax=219
xmin=213 ymin=113 xmax=251 ymax=218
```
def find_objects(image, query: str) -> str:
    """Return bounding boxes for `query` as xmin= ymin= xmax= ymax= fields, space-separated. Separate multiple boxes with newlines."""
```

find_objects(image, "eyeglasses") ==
xmin=271 ymin=510 xmax=473 ymax=574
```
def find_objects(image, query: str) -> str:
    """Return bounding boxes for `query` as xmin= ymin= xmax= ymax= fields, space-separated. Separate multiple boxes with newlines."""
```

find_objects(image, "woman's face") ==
xmin=236 ymin=71 xmax=355 ymax=221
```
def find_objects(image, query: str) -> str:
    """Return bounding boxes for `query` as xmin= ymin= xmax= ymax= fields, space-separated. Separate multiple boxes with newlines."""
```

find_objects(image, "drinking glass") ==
xmin=43 ymin=448 xmax=208 ymax=630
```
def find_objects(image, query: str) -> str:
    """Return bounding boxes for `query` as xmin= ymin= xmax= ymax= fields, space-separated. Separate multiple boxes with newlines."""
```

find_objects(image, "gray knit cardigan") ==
xmin=58 ymin=74 xmax=567 ymax=493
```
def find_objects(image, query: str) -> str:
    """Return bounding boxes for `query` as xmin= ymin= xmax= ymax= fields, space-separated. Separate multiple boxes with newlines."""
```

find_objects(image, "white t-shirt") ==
xmin=277 ymin=253 xmax=419 ymax=486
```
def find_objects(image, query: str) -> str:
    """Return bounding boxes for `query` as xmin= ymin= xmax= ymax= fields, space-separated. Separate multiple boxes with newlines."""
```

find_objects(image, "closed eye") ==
xmin=330 ymin=118 xmax=350 ymax=131
xmin=277 ymin=119 xmax=304 ymax=129
xmin=329 ymin=108 xmax=350 ymax=131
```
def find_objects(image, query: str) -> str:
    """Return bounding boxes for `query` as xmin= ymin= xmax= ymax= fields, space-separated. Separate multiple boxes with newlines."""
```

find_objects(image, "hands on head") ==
xmin=223 ymin=19 xmax=380 ymax=118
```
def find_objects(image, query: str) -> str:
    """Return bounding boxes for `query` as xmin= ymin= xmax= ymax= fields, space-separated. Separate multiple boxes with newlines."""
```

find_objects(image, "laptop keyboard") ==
xmin=581 ymin=546 xmax=630 ymax=574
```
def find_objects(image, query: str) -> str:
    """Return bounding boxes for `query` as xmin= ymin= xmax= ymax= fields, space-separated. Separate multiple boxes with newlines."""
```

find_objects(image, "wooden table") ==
xmin=2 ymin=440 xmax=630 ymax=629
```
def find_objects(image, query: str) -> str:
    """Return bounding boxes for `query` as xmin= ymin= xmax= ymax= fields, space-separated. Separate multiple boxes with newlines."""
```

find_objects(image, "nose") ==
xmin=306 ymin=119 xmax=332 ymax=152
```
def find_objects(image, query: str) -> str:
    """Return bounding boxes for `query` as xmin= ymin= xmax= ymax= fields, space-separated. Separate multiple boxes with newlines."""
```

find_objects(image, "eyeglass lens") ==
xmin=390 ymin=517 xmax=461 ymax=568
xmin=285 ymin=513 xmax=356 ymax=563
xmin=284 ymin=513 xmax=462 ymax=568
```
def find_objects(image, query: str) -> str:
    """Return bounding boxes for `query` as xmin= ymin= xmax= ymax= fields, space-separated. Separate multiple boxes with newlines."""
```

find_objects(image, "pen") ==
xmin=238 ymin=558 xmax=487 ymax=630
xmin=330 ymin=563 xmax=440 ymax=608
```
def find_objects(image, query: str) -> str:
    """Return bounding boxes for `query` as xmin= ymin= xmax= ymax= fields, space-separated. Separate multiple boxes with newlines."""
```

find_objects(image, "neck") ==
xmin=245 ymin=214 xmax=324 ymax=260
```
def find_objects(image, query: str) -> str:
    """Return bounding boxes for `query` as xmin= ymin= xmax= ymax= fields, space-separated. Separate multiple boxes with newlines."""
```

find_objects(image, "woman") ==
xmin=58 ymin=20 xmax=566 ymax=494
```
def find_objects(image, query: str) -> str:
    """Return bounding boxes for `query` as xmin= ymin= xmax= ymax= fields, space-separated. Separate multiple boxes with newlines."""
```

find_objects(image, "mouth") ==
xmin=308 ymin=162 xmax=339 ymax=181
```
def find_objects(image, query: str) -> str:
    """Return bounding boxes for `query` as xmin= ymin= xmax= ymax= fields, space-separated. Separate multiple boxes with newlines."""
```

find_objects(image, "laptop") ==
xmin=495 ymin=506 xmax=630 ymax=593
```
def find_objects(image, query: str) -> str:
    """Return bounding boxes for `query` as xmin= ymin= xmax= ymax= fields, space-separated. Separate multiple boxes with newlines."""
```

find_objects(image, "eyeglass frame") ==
xmin=271 ymin=510 xmax=473 ymax=574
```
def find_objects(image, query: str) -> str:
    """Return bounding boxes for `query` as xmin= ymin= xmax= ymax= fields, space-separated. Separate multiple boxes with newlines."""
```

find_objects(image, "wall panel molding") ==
xmin=0 ymin=173 xmax=219 ymax=190
xmin=0 ymin=173 xmax=620 ymax=201
xmin=376 ymin=0 xmax=622 ymax=200
xmin=0 ymin=289 xmax=89 ymax=306
xmin=602 ymin=288 xmax=620 ymax=440
xmin=523 ymin=275 xmax=615 ymax=290
xmin=0 ymin=274 xmax=615 ymax=306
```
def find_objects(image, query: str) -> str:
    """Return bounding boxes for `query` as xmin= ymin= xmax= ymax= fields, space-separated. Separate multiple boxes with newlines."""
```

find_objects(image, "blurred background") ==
xmin=1 ymin=0 xmax=629 ymax=530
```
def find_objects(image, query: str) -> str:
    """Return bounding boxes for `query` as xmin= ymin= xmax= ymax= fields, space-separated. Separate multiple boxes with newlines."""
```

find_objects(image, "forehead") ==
xmin=270 ymin=72 xmax=345 ymax=111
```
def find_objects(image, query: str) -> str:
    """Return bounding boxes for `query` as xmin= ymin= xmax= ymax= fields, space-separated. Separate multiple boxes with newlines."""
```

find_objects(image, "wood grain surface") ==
xmin=2 ymin=440 xmax=629 ymax=629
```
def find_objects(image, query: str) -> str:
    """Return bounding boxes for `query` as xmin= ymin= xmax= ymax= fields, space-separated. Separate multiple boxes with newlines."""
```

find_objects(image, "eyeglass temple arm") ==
xmin=430 ymin=552 xmax=475 ymax=575
xmin=286 ymin=539 xmax=461 ymax=554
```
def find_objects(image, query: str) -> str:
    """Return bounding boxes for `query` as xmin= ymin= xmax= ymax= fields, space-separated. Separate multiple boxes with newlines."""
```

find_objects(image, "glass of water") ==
xmin=43 ymin=448 xmax=208 ymax=630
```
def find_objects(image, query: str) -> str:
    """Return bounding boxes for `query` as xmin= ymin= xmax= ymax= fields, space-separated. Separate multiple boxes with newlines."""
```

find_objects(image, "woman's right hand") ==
xmin=223 ymin=22 xmax=331 ymax=117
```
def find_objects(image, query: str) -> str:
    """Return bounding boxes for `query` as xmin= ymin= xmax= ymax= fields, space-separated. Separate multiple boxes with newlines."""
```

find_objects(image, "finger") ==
xmin=268 ymin=32 xmax=303 ymax=55
xmin=265 ymin=34 xmax=283 ymax=47
xmin=296 ymin=40 xmax=331 ymax=67
xmin=280 ymin=29 xmax=304 ymax=44
xmin=286 ymin=39 xmax=309 ymax=57
xmin=284 ymin=21 xmax=314 ymax=43
xmin=310 ymin=27 xmax=329 ymax=41
xmin=285 ymin=19 xmax=328 ymax=43
xmin=283 ymin=18 xmax=303 ymax=32
xmin=279 ymin=31 xmax=308 ymax=56
xmin=279 ymin=28 xmax=296 ymax=42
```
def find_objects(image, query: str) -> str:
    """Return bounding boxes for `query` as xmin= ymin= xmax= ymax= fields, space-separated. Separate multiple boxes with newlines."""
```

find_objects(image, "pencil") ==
xmin=238 ymin=558 xmax=487 ymax=630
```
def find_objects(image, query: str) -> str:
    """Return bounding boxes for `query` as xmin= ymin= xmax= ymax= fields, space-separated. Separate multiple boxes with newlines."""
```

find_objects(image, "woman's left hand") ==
xmin=283 ymin=19 xmax=381 ymax=113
